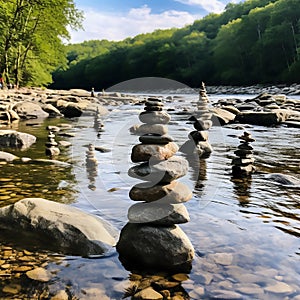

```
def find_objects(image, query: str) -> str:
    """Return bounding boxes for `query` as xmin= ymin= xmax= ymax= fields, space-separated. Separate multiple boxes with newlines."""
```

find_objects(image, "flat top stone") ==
xmin=139 ymin=134 xmax=174 ymax=144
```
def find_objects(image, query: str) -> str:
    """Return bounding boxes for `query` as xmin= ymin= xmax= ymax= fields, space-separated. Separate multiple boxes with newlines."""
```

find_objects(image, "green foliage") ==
xmin=49 ymin=0 xmax=299 ymax=88
xmin=0 ymin=0 xmax=83 ymax=87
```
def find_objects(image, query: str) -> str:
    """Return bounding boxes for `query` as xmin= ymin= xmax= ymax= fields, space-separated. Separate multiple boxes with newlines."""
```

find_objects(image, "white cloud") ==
xmin=69 ymin=5 xmax=200 ymax=43
xmin=175 ymin=0 xmax=226 ymax=13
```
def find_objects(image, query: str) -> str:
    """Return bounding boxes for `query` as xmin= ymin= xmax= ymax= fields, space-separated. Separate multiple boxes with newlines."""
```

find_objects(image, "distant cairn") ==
xmin=45 ymin=130 xmax=60 ymax=156
xmin=231 ymin=131 xmax=256 ymax=177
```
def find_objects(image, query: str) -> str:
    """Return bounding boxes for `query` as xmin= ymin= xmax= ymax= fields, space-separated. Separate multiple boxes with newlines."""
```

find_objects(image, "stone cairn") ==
xmin=45 ymin=130 xmax=60 ymax=156
xmin=117 ymin=97 xmax=195 ymax=272
xmin=94 ymin=107 xmax=105 ymax=137
xmin=85 ymin=144 xmax=98 ymax=190
xmin=231 ymin=131 xmax=256 ymax=177
xmin=181 ymin=82 xmax=213 ymax=158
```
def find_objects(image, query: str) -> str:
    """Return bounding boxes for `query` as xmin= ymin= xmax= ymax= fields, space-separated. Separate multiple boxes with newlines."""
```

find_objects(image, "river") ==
xmin=0 ymin=93 xmax=299 ymax=299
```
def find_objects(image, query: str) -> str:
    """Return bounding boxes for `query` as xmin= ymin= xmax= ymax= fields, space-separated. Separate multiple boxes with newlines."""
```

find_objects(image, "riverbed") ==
xmin=0 ymin=93 xmax=299 ymax=299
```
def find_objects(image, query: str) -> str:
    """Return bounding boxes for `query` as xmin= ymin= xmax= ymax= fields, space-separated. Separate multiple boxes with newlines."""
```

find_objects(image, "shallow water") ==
xmin=0 ymin=94 xmax=299 ymax=299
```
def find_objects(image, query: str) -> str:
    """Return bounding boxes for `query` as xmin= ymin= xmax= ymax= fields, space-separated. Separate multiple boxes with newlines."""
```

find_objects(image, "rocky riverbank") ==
xmin=206 ymin=83 xmax=300 ymax=95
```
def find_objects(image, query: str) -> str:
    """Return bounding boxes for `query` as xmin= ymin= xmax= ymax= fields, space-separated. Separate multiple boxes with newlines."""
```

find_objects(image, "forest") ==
xmin=1 ymin=0 xmax=299 ymax=89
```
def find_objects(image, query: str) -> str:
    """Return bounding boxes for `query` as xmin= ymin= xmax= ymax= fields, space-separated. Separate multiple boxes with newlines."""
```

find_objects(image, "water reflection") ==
xmin=231 ymin=177 xmax=252 ymax=206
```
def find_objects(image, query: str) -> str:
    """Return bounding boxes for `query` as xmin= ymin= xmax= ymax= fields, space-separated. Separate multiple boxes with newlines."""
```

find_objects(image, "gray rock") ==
xmin=0 ymin=130 xmax=36 ymax=149
xmin=0 ymin=198 xmax=118 ymax=256
xmin=116 ymin=223 xmax=194 ymax=272
xmin=211 ymin=107 xmax=236 ymax=125
xmin=266 ymin=173 xmax=300 ymax=186
xmin=235 ymin=110 xmax=289 ymax=126
xmin=12 ymin=102 xmax=49 ymax=119
xmin=129 ymin=181 xmax=192 ymax=203
xmin=131 ymin=142 xmax=178 ymax=162
xmin=136 ymin=124 xmax=168 ymax=136
xmin=128 ymin=156 xmax=189 ymax=183
xmin=41 ymin=103 xmax=63 ymax=117
xmin=128 ymin=203 xmax=190 ymax=225
xmin=0 ymin=151 xmax=19 ymax=162
xmin=139 ymin=111 xmax=171 ymax=124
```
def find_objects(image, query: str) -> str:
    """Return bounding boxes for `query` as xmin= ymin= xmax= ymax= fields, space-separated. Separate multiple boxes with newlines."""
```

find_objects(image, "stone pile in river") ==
xmin=45 ymin=130 xmax=60 ymax=156
xmin=181 ymin=82 xmax=213 ymax=157
xmin=94 ymin=107 xmax=105 ymax=137
xmin=117 ymin=97 xmax=194 ymax=272
xmin=231 ymin=131 xmax=256 ymax=177
xmin=85 ymin=144 xmax=98 ymax=190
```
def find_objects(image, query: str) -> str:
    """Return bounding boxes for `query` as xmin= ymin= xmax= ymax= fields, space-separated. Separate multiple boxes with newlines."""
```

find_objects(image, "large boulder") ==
xmin=235 ymin=110 xmax=290 ymax=126
xmin=211 ymin=107 xmax=236 ymax=125
xmin=0 ymin=198 xmax=119 ymax=256
xmin=117 ymin=223 xmax=194 ymax=272
xmin=0 ymin=130 xmax=36 ymax=149
xmin=13 ymin=102 xmax=49 ymax=119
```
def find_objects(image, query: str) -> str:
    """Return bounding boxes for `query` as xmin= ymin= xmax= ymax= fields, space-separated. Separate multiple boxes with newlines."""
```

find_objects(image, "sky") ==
xmin=70 ymin=0 xmax=243 ymax=43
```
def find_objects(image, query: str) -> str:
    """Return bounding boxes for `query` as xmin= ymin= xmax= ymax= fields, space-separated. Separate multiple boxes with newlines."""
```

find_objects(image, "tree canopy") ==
xmin=0 ymin=0 xmax=82 ymax=87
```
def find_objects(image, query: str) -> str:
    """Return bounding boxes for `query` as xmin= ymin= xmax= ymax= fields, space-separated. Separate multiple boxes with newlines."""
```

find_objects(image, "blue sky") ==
xmin=70 ymin=0 xmax=243 ymax=43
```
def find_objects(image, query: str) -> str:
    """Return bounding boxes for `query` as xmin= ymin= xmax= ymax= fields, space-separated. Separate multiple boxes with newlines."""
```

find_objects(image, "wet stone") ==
xmin=139 ymin=111 xmax=171 ymax=124
xmin=144 ymin=106 xmax=163 ymax=112
xmin=188 ymin=130 xmax=209 ymax=142
xmin=131 ymin=142 xmax=178 ymax=162
xmin=128 ymin=156 xmax=189 ymax=183
xmin=133 ymin=287 xmax=163 ymax=300
xmin=264 ymin=281 xmax=295 ymax=294
xmin=26 ymin=267 xmax=51 ymax=282
xmin=145 ymin=100 xmax=164 ymax=107
xmin=193 ymin=119 xmax=213 ymax=131
xmin=2 ymin=283 xmax=21 ymax=294
xmin=139 ymin=134 xmax=174 ymax=145
xmin=136 ymin=124 xmax=168 ymax=136
xmin=129 ymin=181 xmax=192 ymax=204
xmin=127 ymin=203 xmax=190 ymax=225
xmin=238 ymin=143 xmax=253 ymax=150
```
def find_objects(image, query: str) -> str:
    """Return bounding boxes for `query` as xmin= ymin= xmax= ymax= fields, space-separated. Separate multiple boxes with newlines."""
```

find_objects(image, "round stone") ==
xmin=131 ymin=142 xmax=178 ymax=162
xmin=139 ymin=111 xmax=171 ymax=124
xmin=116 ymin=223 xmax=194 ymax=272
xmin=129 ymin=181 xmax=192 ymax=203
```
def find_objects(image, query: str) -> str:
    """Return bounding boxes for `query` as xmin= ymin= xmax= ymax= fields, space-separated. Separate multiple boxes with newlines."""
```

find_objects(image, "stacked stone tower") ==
xmin=45 ymin=130 xmax=60 ymax=156
xmin=232 ymin=131 xmax=255 ymax=177
xmin=94 ymin=107 xmax=105 ymax=137
xmin=181 ymin=82 xmax=213 ymax=157
xmin=117 ymin=97 xmax=194 ymax=272
xmin=85 ymin=144 xmax=98 ymax=190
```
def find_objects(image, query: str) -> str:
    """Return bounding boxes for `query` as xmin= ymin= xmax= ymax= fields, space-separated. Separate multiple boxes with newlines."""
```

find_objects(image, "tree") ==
xmin=0 ymin=0 xmax=82 ymax=87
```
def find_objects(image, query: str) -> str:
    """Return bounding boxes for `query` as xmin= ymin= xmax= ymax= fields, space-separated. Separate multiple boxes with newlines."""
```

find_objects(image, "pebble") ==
xmin=26 ymin=267 xmax=52 ymax=282
xmin=133 ymin=287 xmax=163 ymax=300
xmin=264 ymin=281 xmax=295 ymax=294
xmin=209 ymin=252 xmax=233 ymax=265
xmin=50 ymin=290 xmax=69 ymax=300
xmin=2 ymin=283 xmax=21 ymax=294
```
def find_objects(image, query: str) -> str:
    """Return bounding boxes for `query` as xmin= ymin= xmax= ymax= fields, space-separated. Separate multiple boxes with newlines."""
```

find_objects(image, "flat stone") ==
xmin=129 ymin=181 xmax=192 ymax=203
xmin=133 ymin=287 xmax=163 ymax=300
xmin=131 ymin=142 xmax=178 ymax=162
xmin=145 ymin=100 xmax=164 ymax=107
xmin=136 ymin=124 xmax=168 ymax=135
xmin=211 ymin=290 xmax=243 ymax=299
xmin=210 ymin=253 xmax=233 ymax=265
xmin=26 ymin=267 xmax=52 ymax=282
xmin=139 ymin=111 xmax=171 ymax=124
xmin=128 ymin=156 xmax=189 ymax=183
xmin=139 ymin=134 xmax=174 ymax=144
xmin=50 ymin=290 xmax=69 ymax=300
xmin=144 ymin=106 xmax=163 ymax=111
xmin=264 ymin=281 xmax=295 ymax=294
xmin=2 ymin=284 xmax=21 ymax=294
xmin=0 ymin=151 xmax=19 ymax=162
xmin=238 ymin=143 xmax=253 ymax=150
xmin=128 ymin=203 xmax=190 ymax=225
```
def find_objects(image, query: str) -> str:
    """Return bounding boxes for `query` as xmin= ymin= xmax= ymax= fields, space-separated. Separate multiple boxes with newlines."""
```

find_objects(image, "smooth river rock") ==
xmin=0 ymin=198 xmax=118 ymax=256
xmin=117 ymin=223 xmax=194 ymax=272
xmin=128 ymin=156 xmax=189 ymax=183
xmin=131 ymin=142 xmax=179 ymax=162
xmin=0 ymin=130 xmax=36 ymax=149
xmin=139 ymin=111 xmax=171 ymax=124
xmin=0 ymin=151 xmax=19 ymax=162
xmin=129 ymin=181 xmax=192 ymax=203
xmin=127 ymin=203 xmax=190 ymax=225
